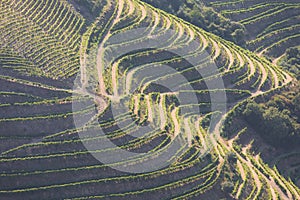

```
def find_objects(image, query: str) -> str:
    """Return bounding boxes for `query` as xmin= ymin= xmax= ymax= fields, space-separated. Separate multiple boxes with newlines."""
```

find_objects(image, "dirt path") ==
xmin=199 ymin=33 xmax=208 ymax=51
xmin=148 ymin=11 xmax=169 ymax=36
xmin=195 ymin=118 xmax=207 ymax=151
xmin=2 ymin=0 xmax=120 ymax=156
xmin=260 ymin=160 xmax=291 ymax=199
xmin=223 ymin=44 xmax=234 ymax=71
xmin=236 ymin=51 xmax=245 ymax=67
xmin=171 ymin=108 xmax=180 ymax=138
xmin=227 ymin=60 xmax=295 ymax=198
xmin=257 ymin=50 xmax=293 ymax=87
xmin=237 ymin=160 xmax=246 ymax=180
xmin=97 ymin=43 xmax=108 ymax=95
xmin=146 ymin=95 xmax=153 ymax=123
xmin=114 ymin=0 xmax=125 ymax=24
xmin=212 ymin=109 xmax=293 ymax=200
xmin=118 ymin=0 xmax=135 ymax=22
xmin=111 ymin=61 xmax=119 ymax=97
xmin=257 ymin=48 xmax=267 ymax=57
xmin=242 ymin=146 xmax=286 ymax=199
xmin=125 ymin=68 xmax=136 ymax=94
xmin=94 ymin=94 xmax=108 ymax=113
xmin=165 ymin=16 xmax=172 ymax=30
xmin=246 ymin=56 xmax=256 ymax=78
xmin=111 ymin=1 xmax=149 ymax=98
xmin=258 ymin=52 xmax=293 ymax=87
xmin=183 ymin=117 xmax=192 ymax=146
xmin=79 ymin=50 xmax=87 ymax=89
xmin=211 ymin=39 xmax=220 ymax=61
xmin=268 ymin=66 xmax=279 ymax=88
xmin=235 ymin=160 xmax=246 ymax=199
xmin=79 ymin=0 xmax=114 ymax=91
xmin=257 ymin=61 xmax=268 ymax=90
xmin=254 ymin=155 xmax=289 ymax=200
xmin=242 ymin=145 xmax=263 ymax=197
xmin=75 ymin=3 xmax=297 ymax=198
xmin=159 ymin=95 xmax=166 ymax=130
xmin=127 ymin=0 xmax=135 ymax=16
xmin=272 ymin=54 xmax=285 ymax=66
xmin=269 ymin=184 xmax=278 ymax=200
xmin=210 ymin=118 xmax=226 ymax=164
xmin=139 ymin=3 xmax=147 ymax=23
xmin=225 ymin=131 xmax=290 ymax=200
xmin=150 ymin=10 xmax=160 ymax=34
xmin=268 ymin=167 xmax=294 ymax=200
xmin=175 ymin=21 xmax=184 ymax=43
xmin=186 ymin=26 xmax=195 ymax=43
xmin=133 ymin=95 xmax=139 ymax=116
xmin=97 ymin=0 xmax=124 ymax=96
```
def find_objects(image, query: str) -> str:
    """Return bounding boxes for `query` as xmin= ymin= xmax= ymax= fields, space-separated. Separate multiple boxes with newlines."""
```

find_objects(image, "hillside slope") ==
xmin=200 ymin=0 xmax=300 ymax=59
xmin=0 ymin=0 xmax=298 ymax=199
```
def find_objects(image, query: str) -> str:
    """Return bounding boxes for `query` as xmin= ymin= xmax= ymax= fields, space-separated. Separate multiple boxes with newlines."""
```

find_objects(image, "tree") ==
xmin=242 ymin=101 xmax=263 ymax=127
xmin=242 ymin=100 xmax=296 ymax=147
xmin=262 ymin=107 xmax=294 ymax=146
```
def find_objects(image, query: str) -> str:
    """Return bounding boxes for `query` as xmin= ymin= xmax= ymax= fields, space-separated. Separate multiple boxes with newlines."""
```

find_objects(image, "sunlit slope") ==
xmin=0 ymin=0 xmax=85 ymax=78
xmin=0 ymin=0 xmax=297 ymax=199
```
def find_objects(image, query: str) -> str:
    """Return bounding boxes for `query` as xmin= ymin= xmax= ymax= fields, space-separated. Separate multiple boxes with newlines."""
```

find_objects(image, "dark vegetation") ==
xmin=220 ymin=152 xmax=239 ymax=195
xmin=142 ymin=0 xmax=246 ymax=45
xmin=223 ymin=84 xmax=300 ymax=148
xmin=199 ymin=0 xmax=300 ymax=59
xmin=280 ymin=47 xmax=300 ymax=80
xmin=242 ymin=99 xmax=299 ymax=147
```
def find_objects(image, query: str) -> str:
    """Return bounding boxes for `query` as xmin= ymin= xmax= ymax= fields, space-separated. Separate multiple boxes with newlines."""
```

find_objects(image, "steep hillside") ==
xmin=0 ymin=0 xmax=298 ymax=199
xmin=200 ymin=0 xmax=300 ymax=59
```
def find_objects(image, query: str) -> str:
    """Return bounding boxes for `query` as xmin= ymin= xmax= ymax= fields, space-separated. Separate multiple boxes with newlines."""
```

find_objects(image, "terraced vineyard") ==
xmin=0 ymin=0 xmax=298 ymax=199
xmin=200 ymin=0 xmax=300 ymax=59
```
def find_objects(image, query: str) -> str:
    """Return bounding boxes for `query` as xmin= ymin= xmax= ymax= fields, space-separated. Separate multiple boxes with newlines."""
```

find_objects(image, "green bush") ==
xmin=242 ymin=99 xmax=298 ymax=147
